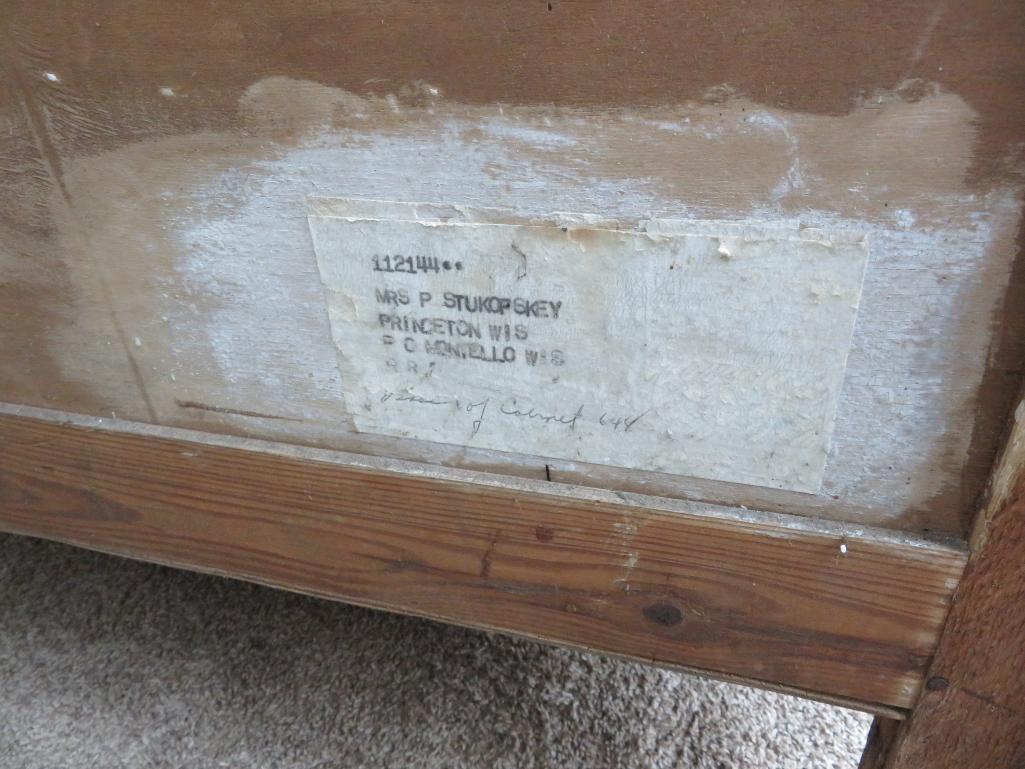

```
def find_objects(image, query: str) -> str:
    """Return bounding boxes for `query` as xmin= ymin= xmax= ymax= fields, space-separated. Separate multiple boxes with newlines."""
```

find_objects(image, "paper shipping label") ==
xmin=308 ymin=199 xmax=868 ymax=492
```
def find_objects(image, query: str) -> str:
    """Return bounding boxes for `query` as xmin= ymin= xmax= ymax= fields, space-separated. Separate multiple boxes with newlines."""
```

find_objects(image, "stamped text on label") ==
xmin=308 ymin=199 xmax=868 ymax=492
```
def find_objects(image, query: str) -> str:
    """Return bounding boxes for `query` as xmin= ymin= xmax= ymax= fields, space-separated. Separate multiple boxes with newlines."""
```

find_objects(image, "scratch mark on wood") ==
xmin=901 ymin=1 xmax=946 ymax=81
xmin=175 ymin=400 xmax=304 ymax=422
xmin=957 ymin=685 xmax=1022 ymax=717
xmin=0 ymin=24 xmax=71 ymax=204
xmin=615 ymin=550 xmax=639 ymax=590
xmin=479 ymin=531 xmax=500 ymax=579
xmin=120 ymin=342 xmax=158 ymax=423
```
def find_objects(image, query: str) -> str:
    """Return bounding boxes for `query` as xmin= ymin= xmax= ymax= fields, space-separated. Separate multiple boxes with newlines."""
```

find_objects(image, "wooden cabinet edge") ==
xmin=0 ymin=403 xmax=968 ymax=713
xmin=862 ymin=395 xmax=1025 ymax=768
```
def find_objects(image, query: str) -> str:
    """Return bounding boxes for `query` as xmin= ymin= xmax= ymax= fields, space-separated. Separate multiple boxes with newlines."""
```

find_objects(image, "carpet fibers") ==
xmin=0 ymin=534 xmax=871 ymax=768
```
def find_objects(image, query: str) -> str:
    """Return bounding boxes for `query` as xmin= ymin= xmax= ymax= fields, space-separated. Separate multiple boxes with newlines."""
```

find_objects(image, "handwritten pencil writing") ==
xmin=379 ymin=390 xmax=648 ymax=439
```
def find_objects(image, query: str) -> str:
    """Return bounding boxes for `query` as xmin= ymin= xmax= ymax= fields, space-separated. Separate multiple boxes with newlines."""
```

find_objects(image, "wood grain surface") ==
xmin=2 ymin=2 xmax=1024 ymax=535
xmin=864 ymin=399 xmax=1025 ymax=766
xmin=0 ymin=404 xmax=966 ymax=713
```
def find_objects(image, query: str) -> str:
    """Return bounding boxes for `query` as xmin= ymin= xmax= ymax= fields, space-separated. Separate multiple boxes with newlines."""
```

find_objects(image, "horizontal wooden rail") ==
xmin=0 ymin=404 xmax=966 ymax=714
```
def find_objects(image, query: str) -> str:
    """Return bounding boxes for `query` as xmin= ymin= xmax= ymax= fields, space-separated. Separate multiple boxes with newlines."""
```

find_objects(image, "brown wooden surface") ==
xmin=864 ymin=401 xmax=1025 ymax=767
xmin=0 ymin=404 xmax=966 ymax=713
xmin=2 ymin=2 xmax=1025 ymax=536
xmin=2 ymin=6 xmax=1024 ymax=757
xmin=3 ymin=0 xmax=1024 ymax=159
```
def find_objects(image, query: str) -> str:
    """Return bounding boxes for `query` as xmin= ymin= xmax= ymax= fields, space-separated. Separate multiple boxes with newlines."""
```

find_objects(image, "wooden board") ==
xmin=0 ymin=403 xmax=966 ymax=713
xmin=1 ymin=2 xmax=1024 ymax=536
xmin=861 ymin=397 xmax=1025 ymax=767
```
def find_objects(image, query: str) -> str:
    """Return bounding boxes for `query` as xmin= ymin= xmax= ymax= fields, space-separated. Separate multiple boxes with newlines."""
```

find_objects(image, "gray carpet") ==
xmin=0 ymin=533 xmax=871 ymax=769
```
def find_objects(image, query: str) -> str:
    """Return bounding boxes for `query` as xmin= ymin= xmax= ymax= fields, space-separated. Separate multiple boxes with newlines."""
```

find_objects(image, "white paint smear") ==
xmin=309 ymin=199 xmax=868 ymax=492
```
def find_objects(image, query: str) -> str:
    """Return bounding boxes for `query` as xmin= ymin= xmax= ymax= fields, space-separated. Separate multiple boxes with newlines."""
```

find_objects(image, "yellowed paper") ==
xmin=309 ymin=199 xmax=868 ymax=492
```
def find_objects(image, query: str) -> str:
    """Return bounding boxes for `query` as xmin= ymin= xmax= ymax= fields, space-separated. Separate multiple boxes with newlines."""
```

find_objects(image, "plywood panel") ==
xmin=1 ymin=2 xmax=1024 ymax=534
